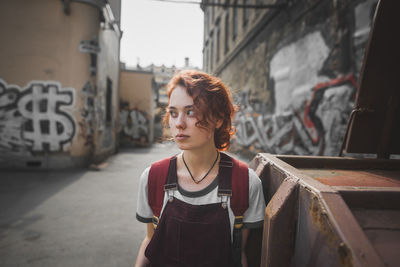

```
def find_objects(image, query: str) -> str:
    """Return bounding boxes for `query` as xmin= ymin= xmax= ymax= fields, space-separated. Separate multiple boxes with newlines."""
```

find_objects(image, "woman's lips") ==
xmin=175 ymin=134 xmax=189 ymax=141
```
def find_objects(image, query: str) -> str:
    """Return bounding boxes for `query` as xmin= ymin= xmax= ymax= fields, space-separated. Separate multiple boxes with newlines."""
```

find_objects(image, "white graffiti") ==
xmin=0 ymin=79 xmax=76 ymax=153
xmin=0 ymin=83 xmax=26 ymax=154
xmin=0 ymin=111 xmax=26 ymax=153
xmin=315 ymin=84 xmax=355 ymax=155
xmin=270 ymin=31 xmax=330 ymax=114
xmin=232 ymin=31 xmax=356 ymax=156
xmin=234 ymin=80 xmax=356 ymax=156
xmin=234 ymin=109 xmax=319 ymax=155
xmin=119 ymin=109 xmax=149 ymax=140
xmin=235 ymin=110 xmax=294 ymax=153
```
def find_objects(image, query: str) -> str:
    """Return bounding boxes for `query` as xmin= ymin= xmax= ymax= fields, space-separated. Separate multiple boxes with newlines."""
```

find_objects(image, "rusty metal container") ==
xmin=250 ymin=0 xmax=400 ymax=266
xmin=251 ymin=154 xmax=400 ymax=267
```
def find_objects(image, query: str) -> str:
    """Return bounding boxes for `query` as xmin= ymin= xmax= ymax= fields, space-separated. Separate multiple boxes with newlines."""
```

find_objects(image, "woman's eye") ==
xmin=169 ymin=110 xmax=177 ymax=117
xmin=187 ymin=110 xmax=194 ymax=116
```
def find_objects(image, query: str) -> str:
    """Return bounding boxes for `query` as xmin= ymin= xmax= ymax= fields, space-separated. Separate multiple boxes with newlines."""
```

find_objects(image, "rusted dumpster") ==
xmin=249 ymin=0 xmax=400 ymax=266
xmin=250 ymin=155 xmax=400 ymax=267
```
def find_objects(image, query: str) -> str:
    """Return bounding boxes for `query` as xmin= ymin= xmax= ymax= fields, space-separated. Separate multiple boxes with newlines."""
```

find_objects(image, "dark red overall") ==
xmin=145 ymin=153 xmax=249 ymax=267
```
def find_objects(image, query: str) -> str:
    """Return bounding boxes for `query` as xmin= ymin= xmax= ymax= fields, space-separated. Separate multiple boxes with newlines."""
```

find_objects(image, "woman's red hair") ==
xmin=164 ymin=70 xmax=237 ymax=151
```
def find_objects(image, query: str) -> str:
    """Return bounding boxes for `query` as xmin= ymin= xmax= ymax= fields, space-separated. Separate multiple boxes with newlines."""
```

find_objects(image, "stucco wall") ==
xmin=119 ymin=70 xmax=154 ymax=145
xmin=0 ymin=0 xmax=120 ymax=169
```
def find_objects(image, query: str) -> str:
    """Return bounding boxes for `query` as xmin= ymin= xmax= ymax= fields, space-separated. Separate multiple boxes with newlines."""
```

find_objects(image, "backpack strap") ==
xmin=149 ymin=153 xmax=249 ymax=232
xmin=148 ymin=156 xmax=177 ymax=228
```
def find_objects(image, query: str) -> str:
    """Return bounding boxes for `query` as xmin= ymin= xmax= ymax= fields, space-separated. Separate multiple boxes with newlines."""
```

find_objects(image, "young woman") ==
xmin=135 ymin=70 xmax=265 ymax=267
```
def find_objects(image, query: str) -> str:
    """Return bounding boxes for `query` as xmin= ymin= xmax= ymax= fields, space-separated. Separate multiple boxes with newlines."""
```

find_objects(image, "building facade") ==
xmin=0 ymin=0 xmax=121 ymax=169
xmin=119 ymin=58 xmax=201 ymax=145
xmin=202 ymin=0 xmax=377 ymax=157
xmin=119 ymin=67 xmax=155 ymax=146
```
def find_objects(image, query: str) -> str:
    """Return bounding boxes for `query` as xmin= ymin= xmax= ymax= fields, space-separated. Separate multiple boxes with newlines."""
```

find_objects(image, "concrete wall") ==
xmin=119 ymin=70 xmax=154 ymax=146
xmin=0 ymin=0 xmax=121 ymax=169
xmin=203 ymin=0 xmax=377 ymax=157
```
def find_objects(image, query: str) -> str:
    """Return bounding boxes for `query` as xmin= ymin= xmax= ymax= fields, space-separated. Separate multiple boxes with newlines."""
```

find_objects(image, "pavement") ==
xmin=0 ymin=142 xmax=180 ymax=267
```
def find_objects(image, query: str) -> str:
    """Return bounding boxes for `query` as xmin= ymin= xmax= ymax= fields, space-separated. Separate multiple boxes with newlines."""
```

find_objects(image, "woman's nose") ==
xmin=176 ymin=114 xmax=186 ymax=129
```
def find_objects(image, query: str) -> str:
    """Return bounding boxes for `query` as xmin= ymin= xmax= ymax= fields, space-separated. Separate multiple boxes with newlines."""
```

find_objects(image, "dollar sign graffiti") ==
xmin=18 ymin=83 xmax=75 ymax=151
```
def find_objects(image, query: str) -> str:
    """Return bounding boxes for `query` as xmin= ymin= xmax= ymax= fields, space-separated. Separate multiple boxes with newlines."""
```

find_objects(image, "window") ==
xmin=224 ymin=0 xmax=230 ymax=9
xmin=208 ymin=46 xmax=212 ymax=72
xmin=255 ymin=0 xmax=263 ymax=17
xmin=204 ymin=44 xmax=209 ymax=72
xmin=216 ymin=24 xmax=220 ymax=62
xmin=233 ymin=0 xmax=238 ymax=40
xmin=224 ymin=13 xmax=229 ymax=54
xmin=243 ymin=0 xmax=249 ymax=27
xmin=208 ymin=7 xmax=212 ymax=32
xmin=211 ymin=4 xmax=214 ymax=23
xmin=106 ymin=77 xmax=112 ymax=123
xmin=210 ymin=37 xmax=214 ymax=71
xmin=205 ymin=9 xmax=209 ymax=34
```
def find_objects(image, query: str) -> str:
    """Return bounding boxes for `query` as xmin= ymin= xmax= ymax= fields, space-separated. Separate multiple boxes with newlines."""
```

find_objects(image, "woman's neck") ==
xmin=177 ymin=143 xmax=220 ymax=190
xmin=182 ymin=145 xmax=218 ymax=169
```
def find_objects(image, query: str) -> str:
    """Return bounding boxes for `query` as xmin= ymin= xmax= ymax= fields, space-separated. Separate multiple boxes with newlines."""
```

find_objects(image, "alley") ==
xmin=0 ymin=142 xmax=180 ymax=267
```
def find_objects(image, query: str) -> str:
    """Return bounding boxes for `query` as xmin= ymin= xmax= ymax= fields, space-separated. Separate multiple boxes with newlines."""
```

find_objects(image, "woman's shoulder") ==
xmin=139 ymin=166 xmax=151 ymax=182
xmin=247 ymin=168 xmax=264 ymax=195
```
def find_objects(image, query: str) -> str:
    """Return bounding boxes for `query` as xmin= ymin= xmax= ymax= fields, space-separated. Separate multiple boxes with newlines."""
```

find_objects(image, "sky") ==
xmin=120 ymin=0 xmax=204 ymax=69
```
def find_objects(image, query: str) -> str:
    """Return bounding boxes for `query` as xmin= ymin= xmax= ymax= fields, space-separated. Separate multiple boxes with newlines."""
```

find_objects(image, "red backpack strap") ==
xmin=231 ymin=157 xmax=249 ymax=216
xmin=148 ymin=156 xmax=173 ymax=218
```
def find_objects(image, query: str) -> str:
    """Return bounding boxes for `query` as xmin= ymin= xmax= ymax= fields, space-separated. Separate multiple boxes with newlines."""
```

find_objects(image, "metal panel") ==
xmin=276 ymin=155 xmax=400 ymax=170
xmin=252 ymin=153 xmax=399 ymax=267
xmin=300 ymin=169 xmax=400 ymax=187
xmin=352 ymin=210 xmax=400 ymax=267
xmin=261 ymin=177 xmax=298 ymax=267
xmin=345 ymin=0 xmax=400 ymax=157
xmin=292 ymin=189 xmax=351 ymax=267
xmin=320 ymin=192 xmax=384 ymax=267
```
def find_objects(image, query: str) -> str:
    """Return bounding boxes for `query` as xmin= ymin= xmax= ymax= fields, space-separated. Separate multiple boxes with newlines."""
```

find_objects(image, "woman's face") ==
xmin=168 ymin=86 xmax=215 ymax=151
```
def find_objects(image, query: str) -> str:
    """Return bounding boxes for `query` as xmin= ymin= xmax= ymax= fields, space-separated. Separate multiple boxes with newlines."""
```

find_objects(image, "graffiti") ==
xmin=309 ymin=75 xmax=357 ymax=155
xmin=79 ymin=80 xmax=109 ymax=148
xmin=119 ymin=108 xmax=149 ymax=142
xmin=0 ymin=83 xmax=26 ymax=153
xmin=80 ymin=81 xmax=95 ymax=146
xmin=235 ymin=109 xmax=295 ymax=153
xmin=234 ymin=75 xmax=357 ymax=156
xmin=270 ymin=31 xmax=331 ymax=114
xmin=0 ymin=79 xmax=75 ymax=153
xmin=233 ymin=31 xmax=357 ymax=156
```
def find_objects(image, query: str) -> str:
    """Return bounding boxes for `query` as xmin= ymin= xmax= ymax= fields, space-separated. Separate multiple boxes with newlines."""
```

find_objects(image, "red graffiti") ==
xmin=302 ymin=74 xmax=357 ymax=144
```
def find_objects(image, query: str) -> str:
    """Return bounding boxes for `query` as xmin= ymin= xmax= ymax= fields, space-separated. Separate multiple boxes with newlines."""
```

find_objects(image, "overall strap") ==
xmin=148 ymin=156 xmax=177 ymax=218
xmin=218 ymin=153 xmax=249 ymax=216
xmin=218 ymin=153 xmax=249 ymax=267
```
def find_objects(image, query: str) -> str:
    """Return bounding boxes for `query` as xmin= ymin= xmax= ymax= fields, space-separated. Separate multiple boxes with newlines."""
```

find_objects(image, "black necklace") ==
xmin=182 ymin=151 xmax=219 ymax=184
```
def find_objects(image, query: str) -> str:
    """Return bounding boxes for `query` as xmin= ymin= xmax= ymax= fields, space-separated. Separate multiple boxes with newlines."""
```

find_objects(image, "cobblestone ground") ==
xmin=0 ymin=142 xmax=180 ymax=267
